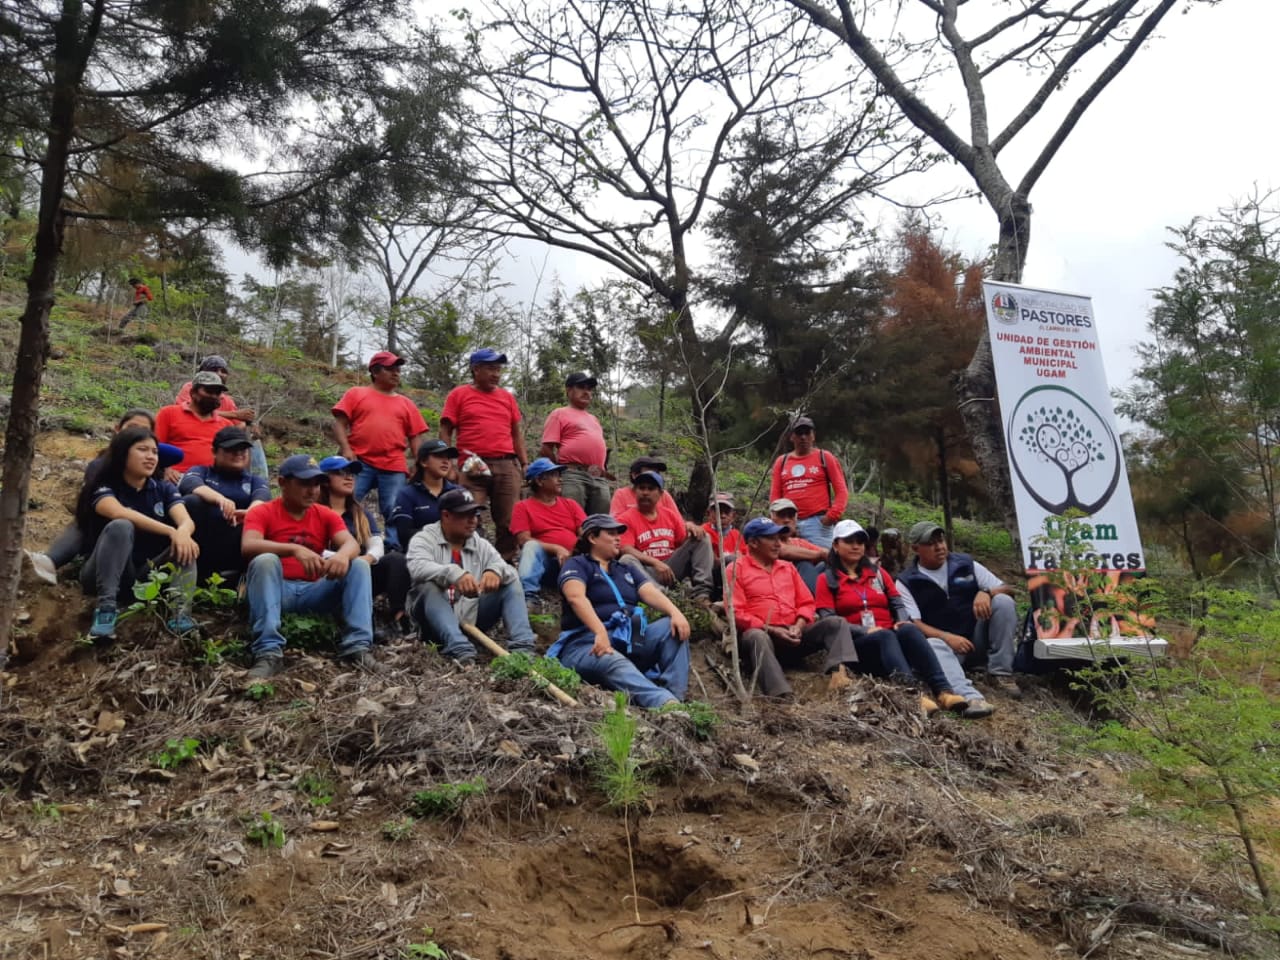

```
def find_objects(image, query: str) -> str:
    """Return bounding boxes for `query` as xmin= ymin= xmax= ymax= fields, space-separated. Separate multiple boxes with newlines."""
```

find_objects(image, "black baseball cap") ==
xmin=565 ymin=372 xmax=598 ymax=388
xmin=418 ymin=439 xmax=458 ymax=459
xmin=212 ymin=426 xmax=253 ymax=451
xmin=628 ymin=455 xmax=667 ymax=475
xmin=439 ymin=488 xmax=487 ymax=515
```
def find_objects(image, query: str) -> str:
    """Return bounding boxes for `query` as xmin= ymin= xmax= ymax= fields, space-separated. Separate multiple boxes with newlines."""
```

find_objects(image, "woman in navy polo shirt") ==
xmin=74 ymin=427 xmax=199 ymax=639
xmin=390 ymin=439 xmax=460 ymax=550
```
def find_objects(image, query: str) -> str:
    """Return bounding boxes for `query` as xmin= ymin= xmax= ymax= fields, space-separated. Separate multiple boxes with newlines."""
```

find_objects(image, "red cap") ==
xmin=368 ymin=350 xmax=406 ymax=370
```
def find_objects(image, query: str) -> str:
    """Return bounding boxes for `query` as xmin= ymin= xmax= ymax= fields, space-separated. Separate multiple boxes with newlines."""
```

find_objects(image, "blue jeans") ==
xmin=414 ymin=580 xmax=537 ymax=661
xmin=517 ymin=541 xmax=562 ymax=595
xmin=245 ymin=554 xmax=373 ymax=657
xmin=354 ymin=465 xmax=407 ymax=550
xmin=797 ymin=514 xmax=834 ymax=551
xmin=929 ymin=637 xmax=983 ymax=702
xmin=962 ymin=593 xmax=1018 ymax=676
xmin=852 ymin=623 xmax=950 ymax=695
xmin=556 ymin=619 xmax=688 ymax=709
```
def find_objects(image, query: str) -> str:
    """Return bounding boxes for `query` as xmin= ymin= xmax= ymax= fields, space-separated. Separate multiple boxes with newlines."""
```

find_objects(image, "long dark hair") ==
xmin=826 ymin=537 xmax=875 ymax=579
xmin=318 ymin=478 xmax=372 ymax=546
xmin=76 ymin=427 xmax=156 ymax=529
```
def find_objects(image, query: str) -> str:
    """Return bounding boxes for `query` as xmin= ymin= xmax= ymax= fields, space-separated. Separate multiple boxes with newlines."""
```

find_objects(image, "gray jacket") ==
xmin=405 ymin=523 xmax=518 ymax=625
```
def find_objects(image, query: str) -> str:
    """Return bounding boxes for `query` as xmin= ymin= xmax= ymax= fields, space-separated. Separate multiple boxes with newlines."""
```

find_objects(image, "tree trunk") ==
xmin=0 ymin=5 xmax=86 ymax=657
xmin=936 ymin=426 xmax=953 ymax=545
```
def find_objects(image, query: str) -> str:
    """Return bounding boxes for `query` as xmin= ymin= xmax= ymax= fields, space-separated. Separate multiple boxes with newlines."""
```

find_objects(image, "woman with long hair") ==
xmin=318 ymin=455 xmax=413 ymax=639
xmin=814 ymin=520 xmax=968 ymax=717
xmin=549 ymin=514 xmax=691 ymax=708
xmin=74 ymin=426 xmax=199 ymax=638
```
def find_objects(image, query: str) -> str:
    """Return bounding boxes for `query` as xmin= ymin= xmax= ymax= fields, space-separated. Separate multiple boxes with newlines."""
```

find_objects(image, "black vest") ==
xmin=899 ymin=552 xmax=979 ymax=637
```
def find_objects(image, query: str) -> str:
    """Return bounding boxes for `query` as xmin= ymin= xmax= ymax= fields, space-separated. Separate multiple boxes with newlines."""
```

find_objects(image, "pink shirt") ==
xmin=541 ymin=406 xmax=606 ymax=468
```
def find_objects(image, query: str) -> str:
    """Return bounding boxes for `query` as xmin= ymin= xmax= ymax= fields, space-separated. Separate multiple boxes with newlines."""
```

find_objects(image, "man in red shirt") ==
xmin=155 ymin=371 xmax=234 ymax=479
xmin=512 ymin=458 xmax=588 ymax=597
xmin=768 ymin=416 xmax=849 ymax=551
xmin=175 ymin=356 xmax=255 ymax=424
xmin=609 ymin=455 xmax=682 ymax=517
xmin=540 ymin=371 xmax=610 ymax=514
xmin=241 ymin=455 xmax=378 ymax=678
xmin=616 ymin=471 xmax=712 ymax=601
xmin=332 ymin=350 xmax=430 ymax=550
xmin=727 ymin=518 xmax=858 ymax=699
xmin=118 ymin=276 xmax=153 ymax=328
xmin=770 ymin=497 xmax=826 ymax=592
xmin=440 ymin=347 xmax=527 ymax=559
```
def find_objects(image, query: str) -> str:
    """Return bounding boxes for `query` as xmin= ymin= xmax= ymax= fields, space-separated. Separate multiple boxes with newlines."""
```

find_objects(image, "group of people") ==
xmin=29 ymin=348 xmax=1022 ymax=713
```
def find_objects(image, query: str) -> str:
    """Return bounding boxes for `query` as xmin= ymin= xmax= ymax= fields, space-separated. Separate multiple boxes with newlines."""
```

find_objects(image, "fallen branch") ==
xmin=460 ymin=622 xmax=581 ymax=708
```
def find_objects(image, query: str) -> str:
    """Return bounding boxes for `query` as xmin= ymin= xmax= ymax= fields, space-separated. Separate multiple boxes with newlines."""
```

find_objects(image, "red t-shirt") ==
xmin=332 ymin=386 xmax=430 ymax=473
xmin=510 ymin=496 xmax=587 ymax=552
xmin=610 ymin=486 xmax=680 ymax=517
xmin=618 ymin=504 xmax=686 ymax=561
xmin=441 ymin=384 xmax=522 ymax=458
xmin=769 ymin=449 xmax=849 ymax=521
xmin=540 ymin=406 xmax=606 ymax=468
xmin=243 ymin=500 xmax=347 ymax=581
xmin=702 ymin=523 xmax=745 ymax=559
xmin=154 ymin=404 xmax=234 ymax=472
xmin=175 ymin=382 xmax=237 ymax=412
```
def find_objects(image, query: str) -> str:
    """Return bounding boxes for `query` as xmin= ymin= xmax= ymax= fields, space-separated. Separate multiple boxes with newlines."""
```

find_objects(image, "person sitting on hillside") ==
xmin=550 ymin=514 xmax=691 ymax=709
xmin=608 ymin=455 xmax=682 ymax=517
xmin=512 ymin=458 xmax=587 ymax=599
xmin=318 ymin=455 xmax=414 ymax=641
xmin=702 ymin=494 xmax=743 ymax=601
xmin=332 ymin=351 xmax=430 ymax=551
xmin=241 ymin=455 xmax=379 ymax=678
xmin=768 ymin=416 xmax=849 ymax=551
xmin=26 ymin=409 xmax=183 ymax=584
xmin=390 ymin=439 xmax=460 ymax=550
xmin=726 ymin=518 xmax=860 ymax=700
xmin=616 ymin=471 xmax=713 ymax=602
xmin=118 ymin=276 xmax=153 ymax=329
xmin=177 ymin=426 xmax=270 ymax=585
xmin=815 ymin=520 xmax=976 ymax=717
xmin=540 ymin=371 xmax=612 ymax=514
xmin=175 ymin=356 xmax=256 ymax=426
xmin=405 ymin=488 xmax=536 ymax=666
xmin=155 ymin=371 xmax=235 ymax=480
xmin=769 ymin=497 xmax=826 ymax=592
xmin=896 ymin=521 xmax=1022 ymax=700
xmin=74 ymin=427 xmax=199 ymax=639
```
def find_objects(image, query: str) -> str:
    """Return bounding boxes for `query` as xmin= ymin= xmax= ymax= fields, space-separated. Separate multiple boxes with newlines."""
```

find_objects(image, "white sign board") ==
xmin=983 ymin=281 xmax=1144 ymax=574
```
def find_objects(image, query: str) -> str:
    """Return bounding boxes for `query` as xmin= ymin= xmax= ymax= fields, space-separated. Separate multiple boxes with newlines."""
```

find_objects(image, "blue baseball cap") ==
xmin=318 ymin=455 xmax=363 ymax=475
xmin=278 ymin=454 xmax=325 ymax=480
xmin=525 ymin=457 xmax=567 ymax=481
xmin=631 ymin=471 xmax=664 ymax=490
xmin=742 ymin=518 xmax=786 ymax=540
xmin=469 ymin=347 xmax=508 ymax=366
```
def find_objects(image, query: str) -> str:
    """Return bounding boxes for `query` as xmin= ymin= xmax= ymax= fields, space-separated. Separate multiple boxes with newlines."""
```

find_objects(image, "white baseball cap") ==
xmin=831 ymin=519 xmax=868 ymax=541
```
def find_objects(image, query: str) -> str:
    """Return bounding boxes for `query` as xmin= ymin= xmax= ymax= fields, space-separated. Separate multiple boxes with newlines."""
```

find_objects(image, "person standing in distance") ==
xmin=439 ymin=348 xmax=527 ymax=559
xmin=540 ymin=371 xmax=611 ymax=514
xmin=768 ymin=416 xmax=849 ymax=551
xmin=331 ymin=351 xmax=430 ymax=551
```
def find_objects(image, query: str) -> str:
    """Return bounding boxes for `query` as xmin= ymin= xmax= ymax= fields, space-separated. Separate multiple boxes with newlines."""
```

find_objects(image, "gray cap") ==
xmin=192 ymin=370 xmax=226 ymax=390
xmin=907 ymin=521 xmax=945 ymax=545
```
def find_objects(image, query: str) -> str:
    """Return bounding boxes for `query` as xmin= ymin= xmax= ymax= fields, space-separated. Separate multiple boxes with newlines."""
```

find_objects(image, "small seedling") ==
xmin=150 ymin=737 xmax=200 ymax=770
xmin=244 ymin=811 xmax=287 ymax=848
xmin=596 ymin=692 xmax=648 ymax=810
xmin=489 ymin=652 xmax=582 ymax=695
xmin=245 ymin=682 xmax=276 ymax=702
xmin=381 ymin=817 xmax=415 ymax=841
xmin=657 ymin=700 xmax=719 ymax=740
xmin=281 ymin=612 xmax=342 ymax=650
xmin=297 ymin=771 xmax=335 ymax=807
xmin=409 ymin=778 xmax=486 ymax=819
xmin=401 ymin=928 xmax=448 ymax=959
xmin=31 ymin=799 xmax=62 ymax=820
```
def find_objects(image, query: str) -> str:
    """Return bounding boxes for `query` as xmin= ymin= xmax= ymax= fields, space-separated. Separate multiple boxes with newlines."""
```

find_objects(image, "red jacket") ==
xmin=814 ymin=564 xmax=903 ymax=629
xmin=727 ymin=553 xmax=815 ymax=631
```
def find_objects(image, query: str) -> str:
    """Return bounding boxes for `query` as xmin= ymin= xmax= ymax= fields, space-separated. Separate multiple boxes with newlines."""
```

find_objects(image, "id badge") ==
xmin=860 ymin=608 xmax=876 ymax=630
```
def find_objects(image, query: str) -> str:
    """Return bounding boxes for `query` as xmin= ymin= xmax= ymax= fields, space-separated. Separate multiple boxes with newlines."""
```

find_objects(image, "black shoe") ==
xmin=342 ymin=649 xmax=387 ymax=674
xmin=394 ymin=616 xmax=417 ymax=641
xmin=247 ymin=654 xmax=284 ymax=679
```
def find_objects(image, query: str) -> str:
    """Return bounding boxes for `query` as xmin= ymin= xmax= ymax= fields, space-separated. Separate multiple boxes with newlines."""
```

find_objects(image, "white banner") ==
xmin=983 ymin=280 xmax=1144 ymax=573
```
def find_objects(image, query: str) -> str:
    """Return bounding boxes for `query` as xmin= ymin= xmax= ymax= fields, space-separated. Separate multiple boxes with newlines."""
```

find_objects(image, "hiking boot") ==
xmin=247 ymin=654 xmax=285 ymax=679
xmin=89 ymin=606 xmax=118 ymax=639
xmin=827 ymin=664 xmax=854 ymax=693
xmin=341 ymin=649 xmax=388 ymax=674
xmin=167 ymin=614 xmax=197 ymax=636
xmin=920 ymin=695 xmax=940 ymax=717
xmin=962 ymin=699 xmax=995 ymax=720
xmin=936 ymin=691 xmax=969 ymax=713
xmin=25 ymin=550 xmax=57 ymax=585
xmin=992 ymin=675 xmax=1023 ymax=699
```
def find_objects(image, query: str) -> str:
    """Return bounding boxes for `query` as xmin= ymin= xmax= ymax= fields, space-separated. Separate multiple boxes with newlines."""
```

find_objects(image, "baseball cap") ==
xmin=279 ymin=454 xmax=324 ymax=480
xmin=192 ymin=371 xmax=226 ymax=390
xmin=417 ymin=439 xmax=458 ymax=459
xmin=882 ymin=527 xmax=900 ymax=539
xmin=581 ymin=513 xmax=627 ymax=535
xmin=157 ymin=442 xmax=184 ymax=469
xmin=469 ymin=347 xmax=508 ymax=365
xmin=318 ymin=455 xmax=363 ymax=474
xmin=631 ymin=471 xmax=665 ymax=490
xmin=199 ymin=355 xmax=230 ymax=372
xmin=212 ymin=426 xmax=253 ymax=451
xmin=439 ymin=488 xmax=487 ymax=514
xmin=790 ymin=416 xmax=815 ymax=431
xmin=368 ymin=350 xmax=406 ymax=370
xmin=525 ymin=457 xmax=567 ymax=481
xmin=710 ymin=494 xmax=736 ymax=510
xmin=769 ymin=498 xmax=798 ymax=514
xmin=831 ymin=519 xmax=868 ymax=542
xmin=565 ymin=371 xmax=598 ymax=388
xmin=908 ymin=521 xmax=946 ymax=545
xmin=628 ymin=455 xmax=668 ymax=475
xmin=742 ymin=518 xmax=786 ymax=539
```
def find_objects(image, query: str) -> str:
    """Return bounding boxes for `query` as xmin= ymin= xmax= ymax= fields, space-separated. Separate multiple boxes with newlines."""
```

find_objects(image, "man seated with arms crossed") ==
xmin=178 ymin=426 xmax=270 ymax=585
xmin=512 ymin=457 xmax=587 ymax=600
xmin=726 ymin=518 xmax=860 ymax=699
xmin=616 ymin=470 xmax=713 ymax=603
xmin=405 ymin=488 xmax=537 ymax=667
xmin=769 ymin=497 xmax=826 ymax=592
xmin=241 ymin=455 xmax=379 ymax=679
xmin=895 ymin=521 xmax=1022 ymax=700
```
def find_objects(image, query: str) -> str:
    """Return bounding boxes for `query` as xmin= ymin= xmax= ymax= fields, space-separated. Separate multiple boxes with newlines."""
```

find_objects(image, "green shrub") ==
xmin=490 ymin=652 xmax=582 ymax=694
xmin=409 ymin=778 xmax=487 ymax=819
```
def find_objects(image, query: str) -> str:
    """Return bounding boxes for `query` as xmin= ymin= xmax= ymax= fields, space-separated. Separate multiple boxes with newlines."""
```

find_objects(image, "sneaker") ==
xmin=247 ymin=654 xmax=285 ymax=679
xmin=25 ymin=550 xmax=57 ymax=585
xmin=962 ymin=699 xmax=995 ymax=719
xmin=341 ymin=649 xmax=388 ymax=674
xmin=992 ymin=675 xmax=1024 ymax=700
xmin=920 ymin=695 xmax=940 ymax=717
xmin=167 ymin=615 xmax=197 ymax=636
xmin=827 ymin=664 xmax=854 ymax=693
xmin=936 ymin=691 xmax=969 ymax=713
xmin=89 ymin=606 xmax=118 ymax=639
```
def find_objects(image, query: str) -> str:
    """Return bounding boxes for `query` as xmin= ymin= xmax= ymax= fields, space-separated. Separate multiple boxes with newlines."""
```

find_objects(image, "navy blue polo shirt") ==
xmin=558 ymin=555 xmax=651 ymax=633
xmin=391 ymin=480 xmax=459 ymax=543
xmin=90 ymin=477 xmax=183 ymax=564
xmin=178 ymin=465 xmax=269 ymax=509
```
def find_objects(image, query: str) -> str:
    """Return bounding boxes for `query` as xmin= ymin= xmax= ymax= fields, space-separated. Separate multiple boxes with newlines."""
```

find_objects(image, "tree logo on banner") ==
xmin=991 ymin=291 xmax=1019 ymax=324
xmin=1008 ymin=386 xmax=1120 ymax=514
